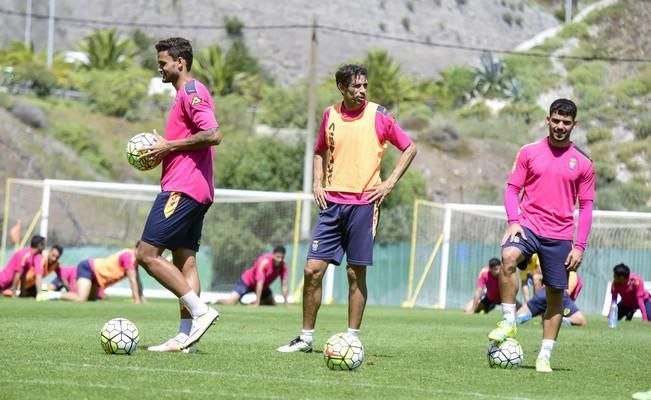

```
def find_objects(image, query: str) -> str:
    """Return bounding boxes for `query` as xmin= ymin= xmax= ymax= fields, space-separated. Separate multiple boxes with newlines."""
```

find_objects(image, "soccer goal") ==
xmin=406 ymin=201 xmax=651 ymax=315
xmin=1 ymin=178 xmax=314 ymax=301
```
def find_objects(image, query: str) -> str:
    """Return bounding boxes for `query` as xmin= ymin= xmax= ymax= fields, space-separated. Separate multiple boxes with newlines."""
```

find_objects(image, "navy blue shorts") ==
xmin=233 ymin=279 xmax=272 ymax=300
xmin=141 ymin=191 xmax=211 ymax=252
xmin=618 ymin=298 xmax=651 ymax=321
xmin=527 ymin=287 xmax=579 ymax=317
xmin=503 ymin=226 xmax=572 ymax=289
xmin=76 ymin=260 xmax=96 ymax=283
xmin=478 ymin=295 xmax=498 ymax=313
xmin=50 ymin=276 xmax=64 ymax=290
xmin=307 ymin=202 xmax=379 ymax=266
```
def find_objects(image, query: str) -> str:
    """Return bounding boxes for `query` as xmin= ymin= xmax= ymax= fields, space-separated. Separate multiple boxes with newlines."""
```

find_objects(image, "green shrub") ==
xmin=586 ymin=128 xmax=612 ymax=144
xmin=594 ymin=160 xmax=616 ymax=187
xmin=457 ymin=102 xmax=491 ymax=120
xmin=596 ymin=181 xmax=651 ymax=211
xmin=70 ymin=68 xmax=150 ymax=118
xmin=499 ymin=102 xmax=544 ymax=124
xmin=51 ymin=121 xmax=112 ymax=174
xmin=634 ymin=118 xmax=651 ymax=140
xmin=558 ymin=21 xmax=590 ymax=40
xmin=503 ymin=54 xmax=558 ymax=101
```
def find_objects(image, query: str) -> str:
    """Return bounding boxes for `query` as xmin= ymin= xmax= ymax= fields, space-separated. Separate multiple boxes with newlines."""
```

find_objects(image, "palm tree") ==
xmin=362 ymin=49 xmax=420 ymax=112
xmin=78 ymin=28 xmax=135 ymax=70
xmin=192 ymin=45 xmax=229 ymax=95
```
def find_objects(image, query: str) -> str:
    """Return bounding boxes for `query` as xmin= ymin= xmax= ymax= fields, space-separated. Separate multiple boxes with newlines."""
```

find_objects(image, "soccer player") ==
xmin=20 ymin=245 xmax=63 ymax=297
xmin=46 ymin=265 xmax=106 ymax=299
xmin=488 ymin=98 xmax=595 ymax=372
xmin=464 ymin=258 xmax=502 ymax=314
xmin=516 ymin=271 xmax=587 ymax=327
xmin=0 ymin=235 xmax=45 ymax=297
xmin=37 ymin=245 xmax=142 ymax=303
xmin=218 ymin=245 xmax=289 ymax=306
xmin=136 ymin=37 xmax=221 ymax=353
xmin=277 ymin=64 xmax=417 ymax=353
xmin=519 ymin=253 xmax=542 ymax=303
xmin=610 ymin=263 xmax=651 ymax=322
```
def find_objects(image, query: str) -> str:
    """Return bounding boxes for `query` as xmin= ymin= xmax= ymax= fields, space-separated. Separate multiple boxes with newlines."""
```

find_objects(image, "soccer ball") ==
xmin=487 ymin=338 xmax=523 ymax=369
xmin=100 ymin=318 xmax=140 ymax=355
xmin=323 ymin=333 xmax=364 ymax=371
xmin=126 ymin=132 xmax=160 ymax=171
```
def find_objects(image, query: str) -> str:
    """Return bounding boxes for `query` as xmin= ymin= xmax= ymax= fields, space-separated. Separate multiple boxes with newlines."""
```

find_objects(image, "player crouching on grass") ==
xmin=217 ymin=246 xmax=289 ymax=306
xmin=37 ymin=244 xmax=143 ymax=304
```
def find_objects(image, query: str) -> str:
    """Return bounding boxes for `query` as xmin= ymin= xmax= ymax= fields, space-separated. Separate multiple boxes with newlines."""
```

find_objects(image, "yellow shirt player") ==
xmin=519 ymin=253 xmax=542 ymax=302
xmin=37 ymin=243 xmax=143 ymax=304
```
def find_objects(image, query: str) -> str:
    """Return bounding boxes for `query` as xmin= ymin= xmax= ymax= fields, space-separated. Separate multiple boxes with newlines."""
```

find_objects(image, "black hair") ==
xmin=613 ymin=263 xmax=630 ymax=279
xmin=273 ymin=245 xmax=286 ymax=255
xmin=335 ymin=64 xmax=368 ymax=88
xmin=30 ymin=235 xmax=45 ymax=248
xmin=488 ymin=258 xmax=501 ymax=268
xmin=155 ymin=37 xmax=194 ymax=71
xmin=52 ymin=245 xmax=63 ymax=256
xmin=549 ymin=98 xmax=577 ymax=119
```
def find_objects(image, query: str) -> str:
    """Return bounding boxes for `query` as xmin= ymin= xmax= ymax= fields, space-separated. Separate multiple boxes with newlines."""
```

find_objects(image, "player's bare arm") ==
xmin=367 ymin=142 xmax=417 ymax=205
xmin=501 ymin=223 xmax=527 ymax=245
xmin=312 ymin=152 xmax=328 ymax=209
xmin=142 ymin=127 xmax=222 ymax=161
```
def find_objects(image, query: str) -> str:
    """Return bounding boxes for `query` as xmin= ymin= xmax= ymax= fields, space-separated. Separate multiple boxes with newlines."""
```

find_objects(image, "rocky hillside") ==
xmin=0 ymin=0 xmax=559 ymax=83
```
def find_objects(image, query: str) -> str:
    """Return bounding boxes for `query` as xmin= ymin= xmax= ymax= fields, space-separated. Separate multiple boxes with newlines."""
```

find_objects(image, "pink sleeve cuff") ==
xmin=575 ymin=199 xmax=594 ymax=251
xmin=504 ymin=184 xmax=520 ymax=224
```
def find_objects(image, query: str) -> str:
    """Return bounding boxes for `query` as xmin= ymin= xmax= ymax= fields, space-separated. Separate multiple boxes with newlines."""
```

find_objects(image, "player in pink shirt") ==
xmin=464 ymin=258 xmax=504 ymax=314
xmin=611 ymin=263 xmax=651 ymax=322
xmin=488 ymin=98 xmax=595 ymax=373
xmin=136 ymin=37 xmax=220 ymax=353
xmin=218 ymin=246 xmax=289 ymax=306
xmin=0 ymin=235 xmax=45 ymax=297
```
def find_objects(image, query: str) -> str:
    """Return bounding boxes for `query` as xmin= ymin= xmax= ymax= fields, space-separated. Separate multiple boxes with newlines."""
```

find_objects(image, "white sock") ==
xmin=180 ymin=291 xmax=209 ymax=318
xmin=49 ymin=291 xmax=62 ymax=300
xmin=179 ymin=319 xmax=192 ymax=336
xmin=502 ymin=303 xmax=516 ymax=324
xmin=347 ymin=328 xmax=360 ymax=338
xmin=538 ymin=339 xmax=556 ymax=360
xmin=300 ymin=329 xmax=314 ymax=343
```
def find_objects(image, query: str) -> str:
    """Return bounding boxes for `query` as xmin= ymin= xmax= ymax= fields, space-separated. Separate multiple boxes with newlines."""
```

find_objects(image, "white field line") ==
xmin=0 ymin=378 xmax=280 ymax=399
xmin=1 ymin=359 xmax=533 ymax=400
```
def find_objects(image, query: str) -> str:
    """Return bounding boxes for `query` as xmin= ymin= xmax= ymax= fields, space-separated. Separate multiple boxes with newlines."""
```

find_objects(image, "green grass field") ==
xmin=0 ymin=298 xmax=648 ymax=400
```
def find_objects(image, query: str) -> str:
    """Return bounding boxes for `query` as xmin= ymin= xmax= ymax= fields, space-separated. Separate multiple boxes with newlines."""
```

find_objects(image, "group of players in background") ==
xmin=1 ymin=36 xmax=649 ymax=371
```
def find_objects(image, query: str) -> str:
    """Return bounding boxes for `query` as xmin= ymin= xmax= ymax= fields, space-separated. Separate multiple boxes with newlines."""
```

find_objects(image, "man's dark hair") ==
xmin=335 ymin=64 xmax=368 ymax=88
xmin=52 ymin=245 xmax=63 ymax=256
xmin=613 ymin=263 xmax=630 ymax=279
xmin=273 ymin=245 xmax=286 ymax=255
xmin=488 ymin=258 xmax=501 ymax=268
xmin=30 ymin=235 xmax=45 ymax=248
xmin=549 ymin=98 xmax=577 ymax=119
xmin=155 ymin=37 xmax=194 ymax=71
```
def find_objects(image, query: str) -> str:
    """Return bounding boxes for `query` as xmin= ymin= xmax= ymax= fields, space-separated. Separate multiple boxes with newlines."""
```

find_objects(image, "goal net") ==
xmin=1 ymin=178 xmax=313 ymax=301
xmin=406 ymin=201 xmax=651 ymax=315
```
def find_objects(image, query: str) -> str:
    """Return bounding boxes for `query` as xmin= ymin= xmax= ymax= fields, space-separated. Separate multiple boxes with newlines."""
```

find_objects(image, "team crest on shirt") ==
xmin=568 ymin=158 xmax=577 ymax=170
xmin=312 ymin=240 xmax=319 ymax=251
xmin=191 ymin=96 xmax=202 ymax=106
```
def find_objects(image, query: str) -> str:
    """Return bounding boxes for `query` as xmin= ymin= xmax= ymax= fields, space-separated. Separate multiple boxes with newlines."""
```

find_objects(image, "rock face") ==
xmin=0 ymin=0 xmax=558 ymax=83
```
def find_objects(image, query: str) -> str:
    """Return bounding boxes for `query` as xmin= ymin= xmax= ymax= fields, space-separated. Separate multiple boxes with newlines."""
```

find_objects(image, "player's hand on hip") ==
xmin=313 ymin=186 xmax=328 ymax=209
xmin=367 ymin=181 xmax=394 ymax=206
xmin=565 ymin=248 xmax=583 ymax=271
xmin=501 ymin=223 xmax=526 ymax=245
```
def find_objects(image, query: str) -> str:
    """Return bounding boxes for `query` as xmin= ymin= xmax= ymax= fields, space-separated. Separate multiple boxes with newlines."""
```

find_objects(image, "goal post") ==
xmin=407 ymin=201 xmax=651 ymax=315
xmin=1 ymin=178 xmax=314 ymax=302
